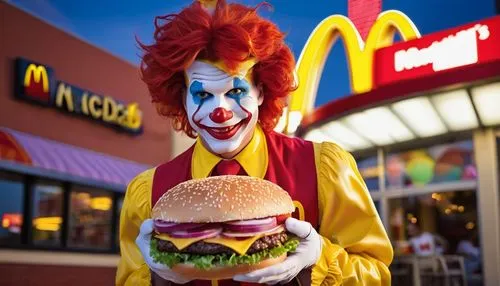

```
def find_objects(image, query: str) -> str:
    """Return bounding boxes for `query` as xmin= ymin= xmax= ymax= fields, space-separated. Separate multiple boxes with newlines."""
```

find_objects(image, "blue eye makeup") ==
xmin=226 ymin=78 xmax=250 ymax=101
xmin=189 ymin=80 xmax=212 ymax=105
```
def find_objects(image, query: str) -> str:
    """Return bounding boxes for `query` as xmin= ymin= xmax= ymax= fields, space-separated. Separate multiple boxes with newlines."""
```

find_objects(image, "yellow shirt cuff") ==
xmin=123 ymin=263 xmax=151 ymax=286
xmin=312 ymin=236 xmax=343 ymax=286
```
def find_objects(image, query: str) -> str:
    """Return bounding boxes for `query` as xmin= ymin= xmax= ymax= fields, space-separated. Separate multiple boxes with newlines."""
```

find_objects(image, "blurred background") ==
xmin=0 ymin=0 xmax=499 ymax=285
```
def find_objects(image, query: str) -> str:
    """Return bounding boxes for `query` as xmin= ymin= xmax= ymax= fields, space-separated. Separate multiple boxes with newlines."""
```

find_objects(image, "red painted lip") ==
xmin=203 ymin=121 xmax=245 ymax=140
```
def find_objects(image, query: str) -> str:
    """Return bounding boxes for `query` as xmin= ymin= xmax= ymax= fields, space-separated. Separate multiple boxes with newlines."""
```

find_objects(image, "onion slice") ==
xmin=226 ymin=217 xmax=276 ymax=226
xmin=154 ymin=220 xmax=205 ymax=233
xmin=224 ymin=217 xmax=277 ymax=233
xmin=224 ymin=221 xmax=277 ymax=233
xmin=170 ymin=226 xmax=223 ymax=239
xmin=222 ymin=225 xmax=285 ymax=238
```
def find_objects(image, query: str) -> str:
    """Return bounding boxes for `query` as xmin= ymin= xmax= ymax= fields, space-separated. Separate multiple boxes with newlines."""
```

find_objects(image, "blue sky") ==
xmin=9 ymin=0 xmax=496 ymax=107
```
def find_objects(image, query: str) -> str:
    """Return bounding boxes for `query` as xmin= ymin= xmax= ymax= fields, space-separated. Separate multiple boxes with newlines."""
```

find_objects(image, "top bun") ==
xmin=152 ymin=175 xmax=295 ymax=223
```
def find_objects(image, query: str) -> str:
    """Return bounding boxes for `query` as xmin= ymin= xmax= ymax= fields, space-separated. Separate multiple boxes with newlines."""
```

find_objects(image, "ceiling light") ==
xmin=431 ymin=89 xmax=478 ymax=131
xmin=471 ymin=82 xmax=500 ymax=126
xmin=363 ymin=107 xmax=415 ymax=142
xmin=343 ymin=113 xmax=394 ymax=145
xmin=303 ymin=129 xmax=330 ymax=144
xmin=392 ymin=97 xmax=448 ymax=137
xmin=320 ymin=121 xmax=372 ymax=151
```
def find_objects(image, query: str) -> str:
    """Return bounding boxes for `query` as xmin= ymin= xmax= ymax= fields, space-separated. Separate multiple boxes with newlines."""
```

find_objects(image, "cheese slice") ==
xmin=155 ymin=233 xmax=264 ymax=255
xmin=155 ymin=234 xmax=206 ymax=250
xmin=205 ymin=235 xmax=264 ymax=255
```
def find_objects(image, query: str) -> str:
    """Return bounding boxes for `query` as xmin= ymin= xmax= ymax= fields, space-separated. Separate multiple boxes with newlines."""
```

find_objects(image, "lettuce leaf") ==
xmin=150 ymin=237 xmax=300 ymax=270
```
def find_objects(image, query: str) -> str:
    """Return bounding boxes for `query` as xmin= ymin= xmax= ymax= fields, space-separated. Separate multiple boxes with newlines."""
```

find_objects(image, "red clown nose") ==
xmin=209 ymin=107 xmax=233 ymax=123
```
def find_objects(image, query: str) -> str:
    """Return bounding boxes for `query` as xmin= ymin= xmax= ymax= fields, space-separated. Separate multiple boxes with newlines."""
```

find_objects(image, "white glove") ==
xmin=233 ymin=218 xmax=322 ymax=285
xmin=136 ymin=219 xmax=192 ymax=284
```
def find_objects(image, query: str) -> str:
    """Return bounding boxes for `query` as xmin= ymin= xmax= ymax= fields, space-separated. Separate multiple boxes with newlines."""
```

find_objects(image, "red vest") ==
xmin=152 ymin=131 xmax=318 ymax=286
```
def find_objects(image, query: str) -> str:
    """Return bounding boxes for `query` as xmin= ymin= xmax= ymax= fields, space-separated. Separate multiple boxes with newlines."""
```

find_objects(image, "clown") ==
xmin=184 ymin=60 xmax=262 ymax=158
xmin=116 ymin=1 xmax=393 ymax=285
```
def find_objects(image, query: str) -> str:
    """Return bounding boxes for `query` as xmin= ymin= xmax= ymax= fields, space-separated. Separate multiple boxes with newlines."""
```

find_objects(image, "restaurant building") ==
xmin=0 ymin=2 xmax=174 ymax=285
xmin=285 ymin=9 xmax=500 ymax=286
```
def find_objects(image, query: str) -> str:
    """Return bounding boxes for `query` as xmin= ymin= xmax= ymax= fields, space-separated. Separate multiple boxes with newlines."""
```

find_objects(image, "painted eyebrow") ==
xmin=191 ymin=72 xmax=231 ymax=82
xmin=189 ymin=81 xmax=205 ymax=94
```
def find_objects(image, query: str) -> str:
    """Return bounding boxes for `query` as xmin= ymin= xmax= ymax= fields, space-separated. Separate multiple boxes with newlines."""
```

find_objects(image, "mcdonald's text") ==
xmin=395 ymin=24 xmax=489 ymax=73
xmin=374 ymin=16 xmax=500 ymax=88
xmin=15 ymin=58 xmax=143 ymax=134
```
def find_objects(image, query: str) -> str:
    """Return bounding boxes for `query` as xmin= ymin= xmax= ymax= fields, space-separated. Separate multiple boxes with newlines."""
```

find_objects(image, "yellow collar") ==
xmin=191 ymin=125 xmax=268 ymax=179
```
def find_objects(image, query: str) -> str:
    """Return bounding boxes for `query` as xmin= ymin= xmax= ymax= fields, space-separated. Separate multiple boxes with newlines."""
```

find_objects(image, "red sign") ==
xmin=374 ymin=16 xmax=500 ymax=88
xmin=2 ymin=213 xmax=23 ymax=228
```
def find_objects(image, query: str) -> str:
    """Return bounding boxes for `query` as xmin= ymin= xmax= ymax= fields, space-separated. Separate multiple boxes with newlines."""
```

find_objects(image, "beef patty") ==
xmin=156 ymin=232 xmax=288 ymax=255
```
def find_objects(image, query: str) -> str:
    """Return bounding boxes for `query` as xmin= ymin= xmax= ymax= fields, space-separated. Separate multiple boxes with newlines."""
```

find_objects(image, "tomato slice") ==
xmin=275 ymin=213 xmax=291 ymax=225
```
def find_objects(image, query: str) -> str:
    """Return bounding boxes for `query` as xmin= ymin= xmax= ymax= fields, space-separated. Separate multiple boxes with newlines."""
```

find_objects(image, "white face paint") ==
xmin=185 ymin=61 xmax=262 ymax=155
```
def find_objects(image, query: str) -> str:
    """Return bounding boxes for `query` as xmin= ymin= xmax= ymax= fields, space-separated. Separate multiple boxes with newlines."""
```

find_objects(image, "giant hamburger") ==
xmin=150 ymin=175 xmax=299 ymax=280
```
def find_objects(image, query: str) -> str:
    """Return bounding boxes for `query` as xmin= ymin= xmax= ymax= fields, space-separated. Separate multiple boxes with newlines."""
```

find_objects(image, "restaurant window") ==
xmin=0 ymin=172 xmax=24 ymax=246
xmin=388 ymin=191 xmax=480 ymax=276
xmin=385 ymin=141 xmax=476 ymax=189
xmin=32 ymin=181 xmax=63 ymax=247
xmin=68 ymin=186 xmax=112 ymax=249
xmin=356 ymin=156 xmax=380 ymax=191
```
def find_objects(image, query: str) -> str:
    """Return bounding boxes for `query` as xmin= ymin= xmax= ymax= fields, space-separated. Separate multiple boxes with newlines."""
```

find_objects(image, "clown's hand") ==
xmin=136 ymin=219 xmax=192 ymax=284
xmin=234 ymin=218 xmax=322 ymax=285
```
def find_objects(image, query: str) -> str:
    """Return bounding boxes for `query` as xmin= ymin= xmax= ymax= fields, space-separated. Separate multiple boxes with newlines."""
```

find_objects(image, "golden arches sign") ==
xmin=281 ymin=10 xmax=421 ymax=133
xmin=24 ymin=64 xmax=49 ymax=93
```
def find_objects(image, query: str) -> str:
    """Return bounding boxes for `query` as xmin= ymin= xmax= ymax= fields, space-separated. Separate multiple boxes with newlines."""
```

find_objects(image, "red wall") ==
xmin=0 ymin=264 xmax=115 ymax=286
xmin=0 ymin=2 xmax=172 ymax=165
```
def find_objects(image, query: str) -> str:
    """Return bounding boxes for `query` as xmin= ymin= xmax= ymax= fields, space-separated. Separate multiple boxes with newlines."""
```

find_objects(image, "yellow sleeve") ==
xmin=311 ymin=142 xmax=393 ymax=286
xmin=116 ymin=168 xmax=156 ymax=286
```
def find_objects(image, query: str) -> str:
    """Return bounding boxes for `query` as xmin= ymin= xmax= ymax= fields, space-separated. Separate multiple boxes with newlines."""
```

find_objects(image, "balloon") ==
xmin=406 ymin=151 xmax=435 ymax=186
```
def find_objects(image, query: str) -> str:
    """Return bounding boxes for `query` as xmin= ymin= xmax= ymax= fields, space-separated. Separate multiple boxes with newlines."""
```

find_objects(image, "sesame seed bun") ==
xmin=152 ymin=175 xmax=295 ymax=223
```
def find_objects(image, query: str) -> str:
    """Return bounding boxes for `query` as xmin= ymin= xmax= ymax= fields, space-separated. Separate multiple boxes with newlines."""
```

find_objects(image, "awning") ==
xmin=0 ymin=127 xmax=150 ymax=191
xmin=300 ymin=81 xmax=500 ymax=153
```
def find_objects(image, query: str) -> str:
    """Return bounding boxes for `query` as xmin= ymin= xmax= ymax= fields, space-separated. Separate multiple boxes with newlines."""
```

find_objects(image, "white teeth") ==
xmin=207 ymin=121 xmax=245 ymax=135
xmin=211 ymin=125 xmax=236 ymax=133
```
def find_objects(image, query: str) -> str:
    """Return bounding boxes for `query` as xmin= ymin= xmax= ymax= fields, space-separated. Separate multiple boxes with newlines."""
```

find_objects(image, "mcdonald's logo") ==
xmin=25 ymin=64 xmax=49 ymax=93
xmin=16 ymin=58 xmax=55 ymax=105
xmin=293 ymin=200 xmax=305 ymax=221
xmin=24 ymin=64 xmax=50 ymax=102
xmin=281 ymin=10 xmax=421 ymax=133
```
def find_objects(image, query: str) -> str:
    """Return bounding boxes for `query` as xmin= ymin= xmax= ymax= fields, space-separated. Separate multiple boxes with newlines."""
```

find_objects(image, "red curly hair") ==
xmin=139 ymin=0 xmax=296 ymax=138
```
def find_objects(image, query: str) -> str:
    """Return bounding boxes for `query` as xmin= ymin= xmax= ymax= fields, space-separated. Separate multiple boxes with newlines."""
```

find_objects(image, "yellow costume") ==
xmin=116 ymin=126 xmax=393 ymax=285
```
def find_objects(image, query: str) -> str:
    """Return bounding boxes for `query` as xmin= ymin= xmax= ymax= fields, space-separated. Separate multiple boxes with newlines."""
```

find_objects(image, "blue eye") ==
xmin=196 ymin=91 xmax=212 ymax=99
xmin=226 ymin=88 xmax=245 ymax=96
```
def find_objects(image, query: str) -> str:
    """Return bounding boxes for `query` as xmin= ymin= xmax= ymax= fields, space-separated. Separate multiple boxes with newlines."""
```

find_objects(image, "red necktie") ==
xmin=212 ymin=160 xmax=245 ymax=176
xmin=205 ymin=161 xmax=253 ymax=286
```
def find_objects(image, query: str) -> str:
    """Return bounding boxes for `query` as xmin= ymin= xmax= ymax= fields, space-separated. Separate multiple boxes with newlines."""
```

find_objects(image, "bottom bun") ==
xmin=171 ymin=254 xmax=287 ymax=280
